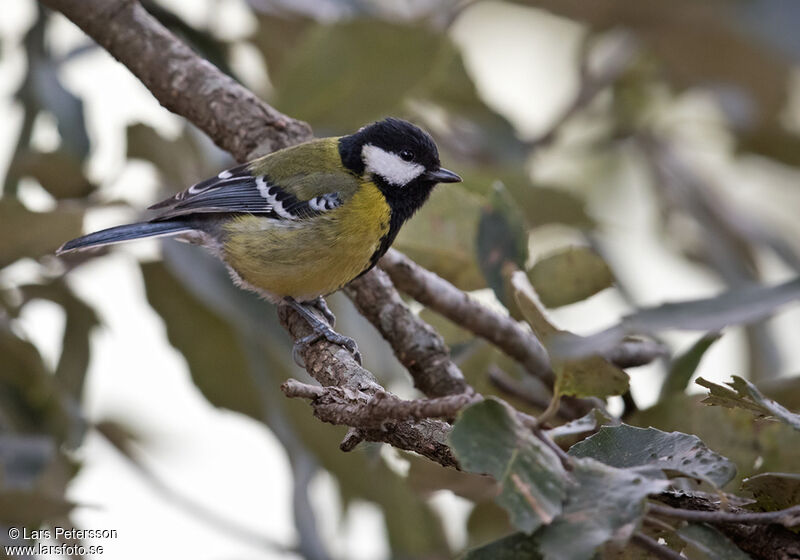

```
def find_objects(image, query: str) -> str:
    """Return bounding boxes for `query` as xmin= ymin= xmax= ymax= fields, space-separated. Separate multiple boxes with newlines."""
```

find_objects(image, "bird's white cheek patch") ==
xmin=362 ymin=144 xmax=424 ymax=186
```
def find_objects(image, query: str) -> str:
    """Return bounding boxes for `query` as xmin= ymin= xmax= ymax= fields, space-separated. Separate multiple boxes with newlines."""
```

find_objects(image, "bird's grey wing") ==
xmin=149 ymin=164 xmax=343 ymax=221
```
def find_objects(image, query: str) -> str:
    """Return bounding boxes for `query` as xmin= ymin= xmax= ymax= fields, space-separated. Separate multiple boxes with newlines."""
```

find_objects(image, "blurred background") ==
xmin=2 ymin=0 xmax=800 ymax=558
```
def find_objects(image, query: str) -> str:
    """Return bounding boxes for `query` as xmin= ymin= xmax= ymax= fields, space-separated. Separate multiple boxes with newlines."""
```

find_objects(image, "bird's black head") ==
xmin=339 ymin=118 xmax=461 ymax=220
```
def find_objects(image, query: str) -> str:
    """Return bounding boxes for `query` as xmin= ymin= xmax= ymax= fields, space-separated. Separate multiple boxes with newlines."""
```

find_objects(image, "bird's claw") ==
xmin=311 ymin=296 xmax=336 ymax=327
xmin=291 ymin=327 xmax=362 ymax=367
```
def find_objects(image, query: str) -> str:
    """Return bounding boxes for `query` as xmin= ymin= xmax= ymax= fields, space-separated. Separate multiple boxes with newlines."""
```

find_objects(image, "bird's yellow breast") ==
xmin=221 ymin=182 xmax=391 ymax=301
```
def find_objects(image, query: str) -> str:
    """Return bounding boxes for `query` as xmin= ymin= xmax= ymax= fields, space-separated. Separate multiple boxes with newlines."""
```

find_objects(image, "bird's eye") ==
xmin=399 ymin=150 xmax=415 ymax=162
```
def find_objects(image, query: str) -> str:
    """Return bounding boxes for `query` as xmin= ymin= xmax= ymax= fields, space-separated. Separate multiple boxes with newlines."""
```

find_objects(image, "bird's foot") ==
xmin=284 ymin=297 xmax=362 ymax=366
xmin=310 ymin=296 xmax=336 ymax=327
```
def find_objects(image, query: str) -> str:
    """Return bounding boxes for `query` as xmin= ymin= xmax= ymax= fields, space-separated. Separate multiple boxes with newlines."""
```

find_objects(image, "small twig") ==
xmin=631 ymin=532 xmax=684 ymax=560
xmin=339 ymin=428 xmax=364 ymax=452
xmin=648 ymin=503 xmax=800 ymax=527
xmin=605 ymin=338 xmax=668 ymax=369
xmin=532 ymin=427 xmax=573 ymax=471
xmin=643 ymin=515 xmax=677 ymax=533
xmin=282 ymin=379 xmax=480 ymax=425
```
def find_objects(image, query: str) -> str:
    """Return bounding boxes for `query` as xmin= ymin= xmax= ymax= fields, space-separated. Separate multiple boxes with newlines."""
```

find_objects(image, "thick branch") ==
xmin=345 ymin=268 xmax=469 ymax=397
xmin=41 ymin=0 xmax=312 ymax=161
xmin=277 ymin=304 xmax=460 ymax=468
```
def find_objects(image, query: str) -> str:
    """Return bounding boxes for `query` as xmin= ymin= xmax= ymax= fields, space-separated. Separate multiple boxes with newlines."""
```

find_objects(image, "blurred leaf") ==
xmin=0 ymin=199 xmax=82 ymax=267
xmin=0 ymin=491 xmax=74 ymax=525
xmin=406 ymin=453 xmax=498 ymax=502
xmin=512 ymin=271 xmax=629 ymax=398
xmin=512 ymin=183 xmax=594 ymax=230
xmin=141 ymin=261 xmax=263 ymax=420
xmin=418 ymin=307 xmax=473 ymax=347
xmin=14 ymin=149 xmax=94 ymax=199
xmin=568 ymin=425 xmax=737 ymax=487
xmin=273 ymin=21 xmax=445 ymax=131
xmin=630 ymin=394 xmax=800 ymax=488
xmin=552 ymin=277 xmax=800 ymax=359
xmin=22 ymin=281 xmax=98 ymax=403
xmin=251 ymin=13 xmax=316 ymax=83
xmin=477 ymin=183 xmax=528 ymax=318
xmin=126 ymin=123 xmax=207 ymax=188
xmin=0 ymin=435 xmax=55 ymax=489
xmin=555 ymin=355 xmax=629 ymax=399
xmin=450 ymin=398 xmax=568 ymax=533
xmin=659 ymin=332 xmax=722 ymax=400
xmin=758 ymin=375 xmax=800 ymax=411
xmin=697 ymin=375 xmax=800 ymax=431
xmin=537 ymin=458 xmax=669 ymax=560
xmin=547 ymin=408 xmax=614 ymax=442
xmin=741 ymin=472 xmax=800 ymax=512
xmin=528 ymin=247 xmax=614 ymax=308
xmin=466 ymin=500 xmax=514 ymax=550
xmin=23 ymin=14 xmax=90 ymax=160
xmin=395 ymin=183 xmax=486 ymax=291
xmin=465 ymin=531 xmax=542 ymax=560
xmin=0 ymin=325 xmax=72 ymax=443
xmin=677 ymin=523 xmax=750 ymax=560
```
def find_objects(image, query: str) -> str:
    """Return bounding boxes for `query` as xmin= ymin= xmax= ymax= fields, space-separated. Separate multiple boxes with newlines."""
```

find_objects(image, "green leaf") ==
xmin=697 ymin=375 xmax=800 ymax=431
xmin=554 ymin=355 xmax=629 ymax=399
xmin=513 ymin=184 xmax=594 ymax=230
xmin=741 ymin=472 xmax=800 ymax=511
xmin=395 ymin=183 xmax=486 ymax=290
xmin=529 ymin=247 xmax=614 ymax=308
xmin=537 ymin=458 xmax=669 ymax=560
xmin=477 ymin=183 xmax=528 ymax=318
xmin=141 ymin=261 xmax=263 ymax=420
xmin=273 ymin=21 xmax=446 ymax=131
xmin=0 ymin=199 xmax=82 ymax=267
xmin=465 ymin=532 xmax=543 ymax=560
xmin=511 ymin=271 xmax=629 ymax=398
xmin=22 ymin=281 xmax=98 ymax=404
xmin=659 ymin=332 xmax=722 ymax=400
xmin=568 ymin=425 xmax=736 ymax=487
xmin=677 ymin=523 xmax=750 ymax=560
xmin=552 ymin=277 xmax=800 ymax=359
xmin=450 ymin=398 xmax=568 ymax=533
xmin=631 ymin=393 xmax=800 ymax=488
xmin=14 ymin=149 xmax=94 ymax=199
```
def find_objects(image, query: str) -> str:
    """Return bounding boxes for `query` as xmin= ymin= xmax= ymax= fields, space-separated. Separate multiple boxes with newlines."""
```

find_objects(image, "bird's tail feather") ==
xmin=57 ymin=221 xmax=193 ymax=254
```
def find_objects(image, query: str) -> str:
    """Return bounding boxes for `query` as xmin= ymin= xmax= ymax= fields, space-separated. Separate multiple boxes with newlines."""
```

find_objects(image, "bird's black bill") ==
xmin=424 ymin=167 xmax=462 ymax=184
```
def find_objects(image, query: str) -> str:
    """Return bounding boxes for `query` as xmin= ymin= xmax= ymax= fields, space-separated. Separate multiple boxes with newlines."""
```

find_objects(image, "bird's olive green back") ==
xmin=247 ymin=137 xmax=361 ymax=201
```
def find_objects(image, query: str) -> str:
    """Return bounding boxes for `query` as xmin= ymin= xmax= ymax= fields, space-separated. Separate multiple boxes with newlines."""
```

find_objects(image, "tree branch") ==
xmin=648 ymin=503 xmax=800 ymax=528
xmin=380 ymin=249 xmax=555 ymax=384
xmin=39 ymin=0 xmax=312 ymax=162
xmin=282 ymin=379 xmax=480 ymax=426
xmin=277 ymin=304 xmax=460 ymax=469
xmin=345 ymin=267 xmax=470 ymax=397
xmin=653 ymin=493 xmax=800 ymax=559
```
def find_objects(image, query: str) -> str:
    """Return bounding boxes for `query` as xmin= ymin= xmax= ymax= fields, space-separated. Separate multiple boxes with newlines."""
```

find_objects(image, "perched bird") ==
xmin=58 ymin=118 xmax=461 ymax=363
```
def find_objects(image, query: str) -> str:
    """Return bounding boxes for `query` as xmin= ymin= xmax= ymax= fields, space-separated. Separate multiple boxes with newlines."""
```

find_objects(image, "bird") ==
xmin=58 ymin=117 xmax=461 ymax=364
